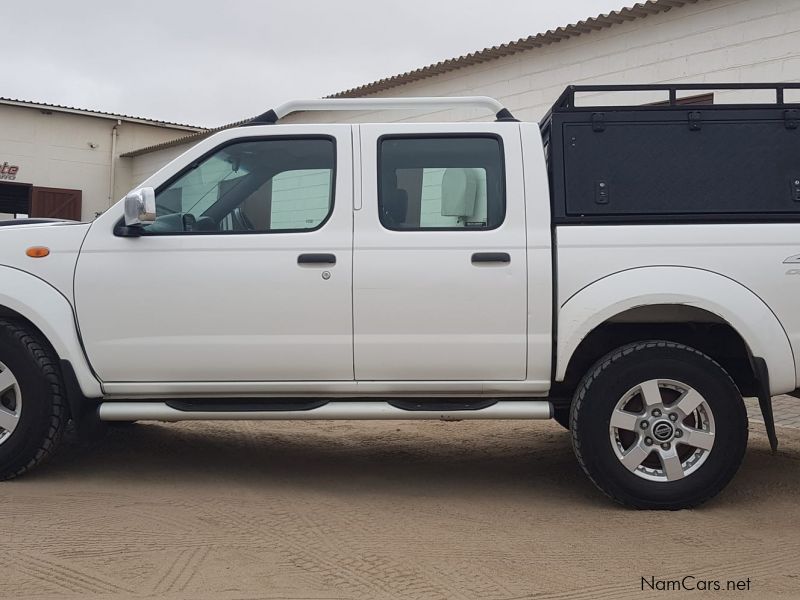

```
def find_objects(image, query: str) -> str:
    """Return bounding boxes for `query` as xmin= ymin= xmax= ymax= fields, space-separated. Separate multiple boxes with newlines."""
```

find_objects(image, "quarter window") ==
xmin=378 ymin=136 xmax=505 ymax=230
xmin=145 ymin=137 xmax=335 ymax=234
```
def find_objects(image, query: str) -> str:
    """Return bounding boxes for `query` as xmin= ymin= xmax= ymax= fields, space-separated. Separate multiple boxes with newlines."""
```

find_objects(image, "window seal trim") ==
xmin=376 ymin=133 xmax=506 ymax=232
xmin=113 ymin=134 xmax=338 ymax=237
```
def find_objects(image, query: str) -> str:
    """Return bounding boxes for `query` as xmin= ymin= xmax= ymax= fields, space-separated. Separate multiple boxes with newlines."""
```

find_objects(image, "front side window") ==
xmin=378 ymin=136 xmax=505 ymax=230
xmin=145 ymin=137 xmax=335 ymax=234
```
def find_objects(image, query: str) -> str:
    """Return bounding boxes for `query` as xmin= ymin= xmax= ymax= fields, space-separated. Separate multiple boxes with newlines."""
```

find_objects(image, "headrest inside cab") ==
xmin=441 ymin=168 xmax=479 ymax=217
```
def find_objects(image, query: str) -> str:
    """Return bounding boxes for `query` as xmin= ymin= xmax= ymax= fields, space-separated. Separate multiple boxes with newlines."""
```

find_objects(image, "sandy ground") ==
xmin=3 ymin=418 xmax=800 ymax=600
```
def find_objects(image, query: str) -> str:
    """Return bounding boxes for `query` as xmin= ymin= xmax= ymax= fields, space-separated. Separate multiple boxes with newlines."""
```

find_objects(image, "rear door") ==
xmin=354 ymin=123 xmax=527 ymax=380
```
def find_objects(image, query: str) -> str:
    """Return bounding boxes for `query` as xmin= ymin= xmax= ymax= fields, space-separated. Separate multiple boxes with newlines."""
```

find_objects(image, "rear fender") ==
xmin=557 ymin=267 xmax=796 ymax=395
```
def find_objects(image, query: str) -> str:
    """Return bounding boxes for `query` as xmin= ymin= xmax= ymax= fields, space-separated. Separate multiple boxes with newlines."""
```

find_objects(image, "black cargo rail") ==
xmin=550 ymin=82 xmax=800 ymax=112
xmin=540 ymin=82 xmax=800 ymax=151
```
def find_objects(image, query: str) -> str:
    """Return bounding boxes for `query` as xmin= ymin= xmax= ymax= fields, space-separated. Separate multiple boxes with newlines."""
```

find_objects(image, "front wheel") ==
xmin=0 ymin=320 xmax=68 ymax=480
xmin=571 ymin=341 xmax=748 ymax=509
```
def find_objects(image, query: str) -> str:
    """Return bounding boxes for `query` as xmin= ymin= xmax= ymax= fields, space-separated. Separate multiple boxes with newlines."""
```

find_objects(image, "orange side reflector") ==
xmin=26 ymin=246 xmax=50 ymax=258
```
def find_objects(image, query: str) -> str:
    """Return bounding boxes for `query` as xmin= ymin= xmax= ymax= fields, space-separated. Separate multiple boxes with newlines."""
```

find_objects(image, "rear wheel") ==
xmin=571 ymin=340 xmax=748 ymax=509
xmin=0 ymin=320 xmax=68 ymax=480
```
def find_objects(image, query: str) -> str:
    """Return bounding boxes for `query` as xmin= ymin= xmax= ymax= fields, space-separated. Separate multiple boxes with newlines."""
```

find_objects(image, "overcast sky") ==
xmin=1 ymin=0 xmax=628 ymax=127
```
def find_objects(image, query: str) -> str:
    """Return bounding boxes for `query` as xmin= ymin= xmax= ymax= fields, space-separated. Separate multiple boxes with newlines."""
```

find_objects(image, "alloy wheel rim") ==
xmin=0 ymin=361 xmax=22 ymax=446
xmin=609 ymin=379 xmax=715 ymax=482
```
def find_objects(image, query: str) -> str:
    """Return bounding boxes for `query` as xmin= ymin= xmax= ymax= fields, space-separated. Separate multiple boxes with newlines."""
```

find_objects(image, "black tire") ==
xmin=0 ymin=320 xmax=68 ymax=480
xmin=571 ymin=340 xmax=748 ymax=510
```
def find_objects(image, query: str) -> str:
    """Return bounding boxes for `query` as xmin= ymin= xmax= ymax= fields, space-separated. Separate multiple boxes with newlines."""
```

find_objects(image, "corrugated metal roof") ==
xmin=0 ymin=97 xmax=205 ymax=131
xmin=122 ymin=0 xmax=702 ymax=158
xmin=329 ymin=0 xmax=701 ymax=98
xmin=120 ymin=118 xmax=251 ymax=157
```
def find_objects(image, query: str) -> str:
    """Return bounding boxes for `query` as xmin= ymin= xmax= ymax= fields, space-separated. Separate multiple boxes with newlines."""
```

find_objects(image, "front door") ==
xmin=354 ymin=123 xmax=528 ymax=381
xmin=75 ymin=127 xmax=354 ymax=383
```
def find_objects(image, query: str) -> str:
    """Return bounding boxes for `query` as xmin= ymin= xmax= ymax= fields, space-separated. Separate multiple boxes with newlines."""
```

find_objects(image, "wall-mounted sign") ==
xmin=0 ymin=162 xmax=20 ymax=181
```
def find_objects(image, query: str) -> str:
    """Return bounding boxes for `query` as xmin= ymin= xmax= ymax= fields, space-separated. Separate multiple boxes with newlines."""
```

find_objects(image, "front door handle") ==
xmin=471 ymin=252 xmax=510 ymax=264
xmin=298 ymin=253 xmax=336 ymax=265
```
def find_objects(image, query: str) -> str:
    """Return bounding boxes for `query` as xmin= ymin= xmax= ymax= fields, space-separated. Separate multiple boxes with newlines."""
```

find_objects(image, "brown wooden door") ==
xmin=30 ymin=187 xmax=82 ymax=220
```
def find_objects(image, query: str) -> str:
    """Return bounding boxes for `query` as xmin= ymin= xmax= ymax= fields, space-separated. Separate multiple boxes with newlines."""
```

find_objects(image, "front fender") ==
xmin=0 ymin=266 xmax=102 ymax=397
xmin=557 ymin=266 xmax=796 ymax=395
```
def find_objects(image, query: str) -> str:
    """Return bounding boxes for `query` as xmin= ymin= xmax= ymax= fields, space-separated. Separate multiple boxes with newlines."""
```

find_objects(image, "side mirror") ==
xmin=123 ymin=187 xmax=156 ymax=226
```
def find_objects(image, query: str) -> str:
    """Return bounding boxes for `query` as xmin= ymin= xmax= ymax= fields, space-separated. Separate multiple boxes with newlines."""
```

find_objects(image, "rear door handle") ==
xmin=471 ymin=252 xmax=510 ymax=264
xmin=298 ymin=253 xmax=336 ymax=265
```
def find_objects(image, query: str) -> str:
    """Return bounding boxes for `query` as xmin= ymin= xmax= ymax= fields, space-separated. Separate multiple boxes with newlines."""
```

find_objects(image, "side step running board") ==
xmin=98 ymin=400 xmax=553 ymax=422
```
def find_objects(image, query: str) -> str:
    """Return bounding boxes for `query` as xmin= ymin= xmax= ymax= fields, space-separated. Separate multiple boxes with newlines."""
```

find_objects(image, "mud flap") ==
xmin=752 ymin=357 xmax=778 ymax=454
xmin=59 ymin=360 xmax=105 ymax=440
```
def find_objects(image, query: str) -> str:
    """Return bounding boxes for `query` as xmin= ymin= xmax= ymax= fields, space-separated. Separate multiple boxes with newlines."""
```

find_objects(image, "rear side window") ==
xmin=378 ymin=136 xmax=505 ymax=230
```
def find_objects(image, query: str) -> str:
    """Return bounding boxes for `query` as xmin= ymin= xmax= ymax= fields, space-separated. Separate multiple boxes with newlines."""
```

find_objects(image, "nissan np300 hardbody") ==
xmin=1 ymin=83 xmax=799 ymax=509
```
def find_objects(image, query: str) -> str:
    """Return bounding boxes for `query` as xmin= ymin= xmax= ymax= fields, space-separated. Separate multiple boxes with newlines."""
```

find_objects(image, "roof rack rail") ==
xmin=552 ymin=82 xmax=800 ymax=111
xmin=248 ymin=96 xmax=518 ymax=125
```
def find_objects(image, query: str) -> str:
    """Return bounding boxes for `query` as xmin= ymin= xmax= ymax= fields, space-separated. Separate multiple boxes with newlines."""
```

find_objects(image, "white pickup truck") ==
xmin=1 ymin=83 xmax=799 ymax=509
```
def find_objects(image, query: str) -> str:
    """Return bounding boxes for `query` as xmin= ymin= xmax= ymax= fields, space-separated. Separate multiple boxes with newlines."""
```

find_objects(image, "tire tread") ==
xmin=0 ymin=319 xmax=68 ymax=480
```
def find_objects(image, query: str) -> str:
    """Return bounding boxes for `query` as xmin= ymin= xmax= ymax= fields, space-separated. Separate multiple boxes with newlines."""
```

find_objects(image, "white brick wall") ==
xmin=270 ymin=169 xmax=332 ymax=229
xmin=0 ymin=104 xmax=199 ymax=220
xmin=128 ymin=0 xmax=800 ymax=186
xmin=281 ymin=0 xmax=800 ymax=125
